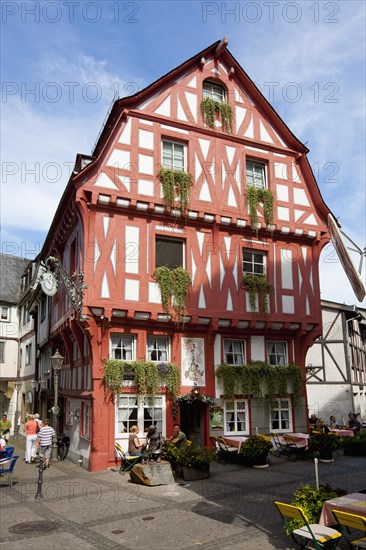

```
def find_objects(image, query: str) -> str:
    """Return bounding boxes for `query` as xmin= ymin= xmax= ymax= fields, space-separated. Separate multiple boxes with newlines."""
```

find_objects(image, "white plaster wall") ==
xmin=251 ymin=335 xmax=265 ymax=361
xmin=307 ymin=384 xmax=354 ymax=425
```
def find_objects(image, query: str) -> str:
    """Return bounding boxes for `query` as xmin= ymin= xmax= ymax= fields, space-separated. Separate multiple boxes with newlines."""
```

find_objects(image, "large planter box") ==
xmin=182 ymin=465 xmax=210 ymax=481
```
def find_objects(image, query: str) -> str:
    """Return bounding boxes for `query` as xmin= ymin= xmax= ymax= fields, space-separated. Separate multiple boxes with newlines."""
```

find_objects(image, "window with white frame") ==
xmin=243 ymin=249 xmax=266 ymax=275
xmin=224 ymin=339 xmax=245 ymax=365
xmin=1 ymin=306 xmax=9 ymax=322
xmin=147 ymin=337 xmax=169 ymax=362
xmin=143 ymin=396 xmax=163 ymax=432
xmin=246 ymin=160 xmax=266 ymax=189
xmin=116 ymin=395 xmax=165 ymax=436
xmin=0 ymin=341 xmax=4 ymax=363
xmin=224 ymin=400 xmax=248 ymax=435
xmin=203 ymin=80 xmax=226 ymax=102
xmin=267 ymin=341 xmax=287 ymax=366
xmin=162 ymin=140 xmax=186 ymax=172
xmin=111 ymin=334 xmax=135 ymax=361
xmin=155 ymin=237 xmax=184 ymax=270
xmin=81 ymin=401 xmax=91 ymax=439
xmin=270 ymin=399 xmax=292 ymax=432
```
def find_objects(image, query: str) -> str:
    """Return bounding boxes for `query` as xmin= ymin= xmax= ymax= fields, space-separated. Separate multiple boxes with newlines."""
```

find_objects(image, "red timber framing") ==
xmin=36 ymin=39 xmax=334 ymax=471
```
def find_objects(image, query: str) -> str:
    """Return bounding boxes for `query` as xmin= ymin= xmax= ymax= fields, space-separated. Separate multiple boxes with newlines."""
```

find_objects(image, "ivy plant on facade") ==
xmin=216 ymin=361 xmax=302 ymax=403
xmin=200 ymin=97 xmax=233 ymax=133
xmin=102 ymin=360 xmax=181 ymax=399
xmin=242 ymin=273 xmax=272 ymax=313
xmin=158 ymin=167 xmax=192 ymax=213
xmin=245 ymin=185 xmax=274 ymax=228
xmin=154 ymin=266 xmax=191 ymax=318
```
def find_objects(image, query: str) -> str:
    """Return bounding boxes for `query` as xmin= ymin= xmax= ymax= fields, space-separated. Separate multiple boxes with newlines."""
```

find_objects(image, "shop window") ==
xmin=224 ymin=400 xmax=248 ymax=435
xmin=270 ymin=399 xmax=292 ymax=432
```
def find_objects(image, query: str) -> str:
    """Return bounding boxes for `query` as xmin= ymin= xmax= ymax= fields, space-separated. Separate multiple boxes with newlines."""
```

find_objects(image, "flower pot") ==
xmin=319 ymin=448 xmax=334 ymax=462
xmin=182 ymin=465 xmax=210 ymax=481
xmin=238 ymin=455 xmax=269 ymax=468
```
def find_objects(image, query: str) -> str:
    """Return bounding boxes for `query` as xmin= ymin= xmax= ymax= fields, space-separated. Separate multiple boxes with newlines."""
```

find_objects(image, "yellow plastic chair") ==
xmin=274 ymin=501 xmax=341 ymax=550
xmin=332 ymin=510 xmax=366 ymax=549
xmin=114 ymin=442 xmax=140 ymax=475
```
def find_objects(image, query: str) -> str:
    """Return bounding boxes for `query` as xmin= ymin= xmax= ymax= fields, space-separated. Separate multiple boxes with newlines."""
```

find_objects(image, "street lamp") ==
xmin=51 ymin=350 xmax=64 ymax=462
xmin=14 ymin=381 xmax=22 ymax=439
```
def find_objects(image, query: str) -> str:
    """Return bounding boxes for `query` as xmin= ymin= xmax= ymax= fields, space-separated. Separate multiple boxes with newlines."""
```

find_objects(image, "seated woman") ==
xmin=328 ymin=415 xmax=338 ymax=429
xmin=128 ymin=425 xmax=144 ymax=457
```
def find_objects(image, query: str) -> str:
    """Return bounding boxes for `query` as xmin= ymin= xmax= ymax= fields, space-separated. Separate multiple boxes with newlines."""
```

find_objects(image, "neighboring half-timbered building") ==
xmin=306 ymin=300 xmax=366 ymax=425
xmin=30 ymin=39 xmax=337 ymax=471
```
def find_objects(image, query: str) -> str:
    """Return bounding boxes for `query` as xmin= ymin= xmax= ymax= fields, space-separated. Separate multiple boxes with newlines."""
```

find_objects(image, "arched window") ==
xmin=203 ymin=80 xmax=226 ymax=102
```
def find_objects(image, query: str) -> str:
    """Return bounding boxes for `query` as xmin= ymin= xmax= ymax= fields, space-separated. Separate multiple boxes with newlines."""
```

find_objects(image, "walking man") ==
xmin=36 ymin=419 xmax=55 ymax=468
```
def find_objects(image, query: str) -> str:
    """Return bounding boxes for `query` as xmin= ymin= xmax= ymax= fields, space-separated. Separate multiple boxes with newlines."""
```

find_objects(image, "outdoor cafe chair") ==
xmin=213 ymin=437 xmax=238 ymax=463
xmin=209 ymin=436 xmax=225 ymax=463
xmin=271 ymin=433 xmax=293 ymax=459
xmin=274 ymin=501 xmax=341 ymax=550
xmin=331 ymin=510 xmax=366 ymax=549
xmin=0 ymin=455 xmax=19 ymax=488
xmin=283 ymin=435 xmax=309 ymax=460
xmin=4 ymin=447 xmax=14 ymax=460
xmin=115 ymin=442 xmax=140 ymax=475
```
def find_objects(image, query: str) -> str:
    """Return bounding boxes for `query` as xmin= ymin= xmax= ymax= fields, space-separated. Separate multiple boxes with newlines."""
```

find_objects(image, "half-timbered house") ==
xmin=30 ymin=39 xmax=336 ymax=471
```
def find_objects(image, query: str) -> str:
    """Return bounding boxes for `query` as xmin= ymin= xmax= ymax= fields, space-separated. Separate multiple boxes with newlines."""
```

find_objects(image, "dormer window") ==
xmin=203 ymin=80 xmax=226 ymax=102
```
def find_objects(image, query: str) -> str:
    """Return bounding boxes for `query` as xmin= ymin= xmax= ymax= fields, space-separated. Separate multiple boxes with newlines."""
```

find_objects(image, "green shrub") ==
xmin=285 ymin=483 xmax=346 ymax=534
xmin=343 ymin=432 xmax=366 ymax=456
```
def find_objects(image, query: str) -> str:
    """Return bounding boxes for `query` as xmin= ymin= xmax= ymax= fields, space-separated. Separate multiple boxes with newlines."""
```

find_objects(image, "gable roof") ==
xmin=0 ymin=254 xmax=29 ymax=304
xmin=92 ymin=38 xmax=307 ymax=158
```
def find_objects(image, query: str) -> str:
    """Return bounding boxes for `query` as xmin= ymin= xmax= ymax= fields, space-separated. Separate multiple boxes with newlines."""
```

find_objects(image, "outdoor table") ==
xmin=328 ymin=429 xmax=354 ymax=437
xmin=319 ymin=492 xmax=366 ymax=526
xmin=223 ymin=436 xmax=248 ymax=451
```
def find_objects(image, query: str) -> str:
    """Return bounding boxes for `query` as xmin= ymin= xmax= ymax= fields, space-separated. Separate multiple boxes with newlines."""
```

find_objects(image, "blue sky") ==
xmin=1 ymin=0 xmax=365 ymax=306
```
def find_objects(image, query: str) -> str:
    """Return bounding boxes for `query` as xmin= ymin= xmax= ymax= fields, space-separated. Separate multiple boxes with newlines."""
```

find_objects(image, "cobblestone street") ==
xmin=0 ymin=438 xmax=365 ymax=549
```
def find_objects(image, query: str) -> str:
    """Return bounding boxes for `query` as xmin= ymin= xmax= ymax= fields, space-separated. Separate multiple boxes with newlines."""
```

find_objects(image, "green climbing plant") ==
xmin=242 ymin=273 xmax=272 ymax=313
xmin=102 ymin=360 xmax=181 ymax=400
xmin=158 ymin=167 xmax=192 ymax=213
xmin=200 ymin=97 xmax=233 ymax=133
xmin=154 ymin=266 xmax=191 ymax=319
xmin=246 ymin=185 xmax=274 ymax=228
xmin=216 ymin=361 xmax=302 ymax=403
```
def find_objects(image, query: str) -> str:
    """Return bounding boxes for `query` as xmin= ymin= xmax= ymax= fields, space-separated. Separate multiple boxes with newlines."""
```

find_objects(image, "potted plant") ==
xmin=238 ymin=435 xmax=273 ymax=468
xmin=308 ymin=432 xmax=342 ymax=462
xmin=162 ymin=442 xmax=215 ymax=480
xmin=178 ymin=444 xmax=216 ymax=480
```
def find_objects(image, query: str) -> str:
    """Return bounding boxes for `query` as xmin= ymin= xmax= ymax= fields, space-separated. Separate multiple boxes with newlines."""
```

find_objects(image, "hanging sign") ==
xmin=40 ymin=270 xmax=58 ymax=296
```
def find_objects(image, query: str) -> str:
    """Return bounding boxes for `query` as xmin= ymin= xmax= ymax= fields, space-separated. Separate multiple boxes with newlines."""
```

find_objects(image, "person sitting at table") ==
xmin=128 ymin=425 xmax=144 ymax=457
xmin=167 ymin=424 xmax=187 ymax=448
xmin=308 ymin=414 xmax=318 ymax=429
xmin=327 ymin=415 xmax=338 ymax=429
xmin=347 ymin=413 xmax=361 ymax=434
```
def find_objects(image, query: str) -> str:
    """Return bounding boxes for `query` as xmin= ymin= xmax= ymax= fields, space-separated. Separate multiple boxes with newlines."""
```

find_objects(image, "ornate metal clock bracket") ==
xmin=41 ymin=256 xmax=89 ymax=320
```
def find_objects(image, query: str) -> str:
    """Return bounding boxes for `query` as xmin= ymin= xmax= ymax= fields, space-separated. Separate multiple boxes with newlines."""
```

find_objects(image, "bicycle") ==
xmin=57 ymin=435 xmax=70 ymax=461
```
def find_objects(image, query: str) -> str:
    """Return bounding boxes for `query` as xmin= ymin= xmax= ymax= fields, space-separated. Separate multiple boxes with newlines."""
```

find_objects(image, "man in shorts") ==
xmin=36 ymin=419 xmax=55 ymax=468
